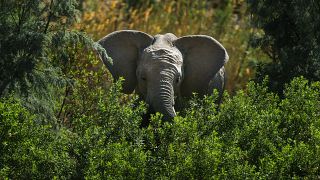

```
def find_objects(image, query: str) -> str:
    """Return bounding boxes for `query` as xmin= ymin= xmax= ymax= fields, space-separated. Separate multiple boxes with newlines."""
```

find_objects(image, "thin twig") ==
xmin=57 ymin=85 xmax=70 ymax=120
xmin=44 ymin=0 xmax=54 ymax=34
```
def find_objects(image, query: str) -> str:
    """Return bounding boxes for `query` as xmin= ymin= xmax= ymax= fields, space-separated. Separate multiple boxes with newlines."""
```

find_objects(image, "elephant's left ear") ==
xmin=174 ymin=35 xmax=229 ymax=96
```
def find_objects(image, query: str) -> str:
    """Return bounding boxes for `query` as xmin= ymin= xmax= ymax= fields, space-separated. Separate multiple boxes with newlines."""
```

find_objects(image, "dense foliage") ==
xmin=0 ymin=0 xmax=80 ymax=95
xmin=1 ymin=78 xmax=320 ymax=178
xmin=0 ymin=0 xmax=109 ymax=124
xmin=248 ymin=0 xmax=320 ymax=94
xmin=1 ymin=0 xmax=320 ymax=179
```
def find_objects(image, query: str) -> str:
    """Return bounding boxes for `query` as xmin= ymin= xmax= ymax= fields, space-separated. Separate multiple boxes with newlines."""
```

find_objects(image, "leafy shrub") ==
xmin=0 ymin=97 xmax=77 ymax=179
xmin=1 ymin=77 xmax=319 ymax=179
xmin=143 ymin=114 xmax=223 ymax=179
xmin=77 ymin=77 xmax=319 ymax=179
xmin=215 ymin=77 xmax=320 ymax=178
xmin=69 ymin=81 xmax=147 ymax=178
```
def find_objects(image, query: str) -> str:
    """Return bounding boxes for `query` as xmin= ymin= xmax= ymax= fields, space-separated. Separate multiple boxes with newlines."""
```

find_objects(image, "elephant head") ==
xmin=98 ymin=30 xmax=228 ymax=120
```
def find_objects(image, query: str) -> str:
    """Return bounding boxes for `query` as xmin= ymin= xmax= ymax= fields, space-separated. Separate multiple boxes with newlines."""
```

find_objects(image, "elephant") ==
xmin=97 ymin=30 xmax=229 ymax=120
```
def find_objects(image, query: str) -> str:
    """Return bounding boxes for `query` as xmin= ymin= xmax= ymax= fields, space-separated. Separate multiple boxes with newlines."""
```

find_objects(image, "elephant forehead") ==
xmin=142 ymin=47 xmax=183 ymax=65
xmin=154 ymin=33 xmax=177 ymax=42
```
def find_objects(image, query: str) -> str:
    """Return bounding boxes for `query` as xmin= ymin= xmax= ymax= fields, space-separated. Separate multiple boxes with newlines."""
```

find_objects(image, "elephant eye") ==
xmin=141 ymin=76 xmax=147 ymax=81
xmin=175 ymin=76 xmax=181 ymax=83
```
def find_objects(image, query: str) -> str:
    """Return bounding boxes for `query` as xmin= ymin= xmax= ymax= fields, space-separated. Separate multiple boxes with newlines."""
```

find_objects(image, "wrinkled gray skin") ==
xmin=98 ymin=30 xmax=229 ymax=120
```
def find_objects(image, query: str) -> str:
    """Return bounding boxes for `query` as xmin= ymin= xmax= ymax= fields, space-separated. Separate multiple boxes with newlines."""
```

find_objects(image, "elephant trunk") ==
xmin=159 ymin=81 xmax=176 ymax=119
xmin=151 ymin=70 xmax=176 ymax=120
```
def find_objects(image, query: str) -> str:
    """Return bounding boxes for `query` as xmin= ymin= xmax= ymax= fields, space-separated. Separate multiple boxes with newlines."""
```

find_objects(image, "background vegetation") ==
xmin=249 ymin=0 xmax=320 ymax=95
xmin=0 ymin=0 xmax=319 ymax=179
xmin=77 ymin=0 xmax=269 ymax=93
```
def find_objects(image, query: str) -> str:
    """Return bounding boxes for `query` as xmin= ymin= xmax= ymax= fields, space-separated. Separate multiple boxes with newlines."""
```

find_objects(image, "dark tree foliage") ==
xmin=0 ymin=0 xmax=102 ymax=122
xmin=248 ymin=0 xmax=320 ymax=94
xmin=0 ymin=0 xmax=76 ymax=95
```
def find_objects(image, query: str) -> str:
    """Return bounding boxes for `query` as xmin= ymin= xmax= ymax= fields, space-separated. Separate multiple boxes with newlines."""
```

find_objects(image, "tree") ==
xmin=0 ymin=0 xmax=76 ymax=95
xmin=248 ymin=0 xmax=320 ymax=94
xmin=0 ymin=0 xmax=99 ymax=123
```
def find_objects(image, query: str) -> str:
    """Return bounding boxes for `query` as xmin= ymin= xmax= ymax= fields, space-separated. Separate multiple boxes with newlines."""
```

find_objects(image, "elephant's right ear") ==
xmin=97 ymin=30 xmax=153 ymax=94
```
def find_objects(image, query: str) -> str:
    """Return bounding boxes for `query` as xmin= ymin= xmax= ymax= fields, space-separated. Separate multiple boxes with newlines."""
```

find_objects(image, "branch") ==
xmin=10 ymin=11 xmax=19 ymax=28
xmin=57 ymin=84 xmax=70 ymax=120
xmin=44 ymin=0 xmax=54 ymax=34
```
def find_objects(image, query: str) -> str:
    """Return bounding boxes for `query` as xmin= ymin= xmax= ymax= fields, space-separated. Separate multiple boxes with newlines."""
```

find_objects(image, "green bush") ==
xmin=70 ymin=81 xmax=147 ymax=179
xmin=215 ymin=77 xmax=320 ymax=178
xmin=1 ymin=77 xmax=319 ymax=179
xmin=0 ymin=97 xmax=77 ymax=179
